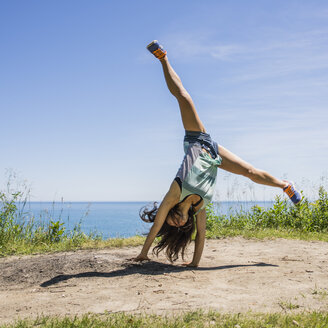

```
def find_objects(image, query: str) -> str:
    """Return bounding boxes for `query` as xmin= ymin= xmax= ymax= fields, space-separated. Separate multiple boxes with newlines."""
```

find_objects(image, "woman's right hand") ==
xmin=131 ymin=253 xmax=150 ymax=262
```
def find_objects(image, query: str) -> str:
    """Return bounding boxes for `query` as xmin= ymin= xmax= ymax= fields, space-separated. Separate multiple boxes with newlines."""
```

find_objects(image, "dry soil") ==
xmin=1 ymin=237 xmax=328 ymax=324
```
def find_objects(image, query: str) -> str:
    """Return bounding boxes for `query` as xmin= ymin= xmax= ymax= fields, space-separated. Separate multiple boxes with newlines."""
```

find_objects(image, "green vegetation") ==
xmin=206 ymin=187 xmax=328 ymax=241
xmin=1 ymin=311 xmax=328 ymax=328
xmin=0 ymin=188 xmax=145 ymax=257
xmin=1 ymin=176 xmax=327 ymax=257
xmin=278 ymin=300 xmax=300 ymax=311
xmin=311 ymin=286 xmax=328 ymax=300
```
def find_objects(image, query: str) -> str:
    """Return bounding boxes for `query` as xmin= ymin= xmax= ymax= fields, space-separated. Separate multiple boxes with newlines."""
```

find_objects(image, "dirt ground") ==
xmin=1 ymin=237 xmax=328 ymax=324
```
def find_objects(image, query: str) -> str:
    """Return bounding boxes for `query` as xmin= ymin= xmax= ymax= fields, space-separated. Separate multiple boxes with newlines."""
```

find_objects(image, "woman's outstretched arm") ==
xmin=133 ymin=181 xmax=180 ymax=261
xmin=184 ymin=208 xmax=206 ymax=267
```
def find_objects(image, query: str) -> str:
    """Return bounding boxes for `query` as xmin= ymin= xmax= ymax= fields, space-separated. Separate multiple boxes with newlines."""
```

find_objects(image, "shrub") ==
xmin=206 ymin=187 xmax=328 ymax=235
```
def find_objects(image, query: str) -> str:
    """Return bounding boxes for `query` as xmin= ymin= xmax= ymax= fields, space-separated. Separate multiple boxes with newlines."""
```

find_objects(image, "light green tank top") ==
xmin=176 ymin=142 xmax=222 ymax=213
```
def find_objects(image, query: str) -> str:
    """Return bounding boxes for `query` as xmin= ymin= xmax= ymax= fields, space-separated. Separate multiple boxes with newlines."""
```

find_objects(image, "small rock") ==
xmin=292 ymin=320 xmax=299 ymax=326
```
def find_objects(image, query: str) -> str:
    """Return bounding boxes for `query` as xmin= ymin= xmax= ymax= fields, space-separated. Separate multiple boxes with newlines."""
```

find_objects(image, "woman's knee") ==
xmin=176 ymin=89 xmax=192 ymax=103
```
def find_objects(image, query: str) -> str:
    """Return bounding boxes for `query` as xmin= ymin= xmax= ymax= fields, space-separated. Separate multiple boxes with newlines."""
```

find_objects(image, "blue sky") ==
xmin=1 ymin=0 xmax=327 ymax=201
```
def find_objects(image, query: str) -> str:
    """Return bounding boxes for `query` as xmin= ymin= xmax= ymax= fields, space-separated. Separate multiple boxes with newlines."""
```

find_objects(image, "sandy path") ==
xmin=0 ymin=237 xmax=327 ymax=324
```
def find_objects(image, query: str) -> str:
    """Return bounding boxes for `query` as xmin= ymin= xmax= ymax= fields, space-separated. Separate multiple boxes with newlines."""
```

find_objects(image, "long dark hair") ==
xmin=140 ymin=202 xmax=195 ymax=262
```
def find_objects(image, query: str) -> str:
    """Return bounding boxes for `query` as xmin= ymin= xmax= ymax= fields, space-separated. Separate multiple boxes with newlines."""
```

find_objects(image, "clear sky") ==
xmin=1 ymin=0 xmax=327 ymax=202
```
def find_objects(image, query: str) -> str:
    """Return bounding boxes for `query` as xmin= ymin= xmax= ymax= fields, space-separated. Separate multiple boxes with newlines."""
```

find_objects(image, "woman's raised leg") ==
xmin=218 ymin=145 xmax=287 ymax=189
xmin=159 ymin=56 xmax=206 ymax=133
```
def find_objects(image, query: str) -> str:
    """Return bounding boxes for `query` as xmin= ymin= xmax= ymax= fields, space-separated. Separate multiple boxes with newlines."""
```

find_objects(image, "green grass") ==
xmin=0 ymin=187 xmax=147 ymax=257
xmin=206 ymin=227 xmax=328 ymax=242
xmin=311 ymin=286 xmax=328 ymax=300
xmin=205 ymin=186 xmax=328 ymax=241
xmin=2 ymin=311 xmax=328 ymax=328
xmin=278 ymin=300 xmax=300 ymax=311
xmin=1 ymin=234 xmax=146 ymax=256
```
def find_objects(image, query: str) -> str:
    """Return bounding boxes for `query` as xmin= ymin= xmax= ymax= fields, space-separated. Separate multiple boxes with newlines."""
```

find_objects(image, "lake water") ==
xmin=19 ymin=201 xmax=274 ymax=239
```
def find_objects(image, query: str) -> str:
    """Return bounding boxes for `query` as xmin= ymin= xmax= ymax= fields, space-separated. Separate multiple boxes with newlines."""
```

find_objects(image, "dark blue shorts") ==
xmin=184 ymin=130 xmax=219 ymax=160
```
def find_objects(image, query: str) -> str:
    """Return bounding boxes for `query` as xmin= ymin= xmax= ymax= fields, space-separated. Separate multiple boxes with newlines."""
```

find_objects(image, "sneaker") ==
xmin=147 ymin=40 xmax=167 ymax=59
xmin=283 ymin=182 xmax=302 ymax=205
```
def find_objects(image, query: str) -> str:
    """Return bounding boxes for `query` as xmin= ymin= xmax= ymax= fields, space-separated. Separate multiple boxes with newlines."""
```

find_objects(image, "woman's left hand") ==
xmin=182 ymin=262 xmax=198 ymax=267
xmin=130 ymin=254 xmax=150 ymax=262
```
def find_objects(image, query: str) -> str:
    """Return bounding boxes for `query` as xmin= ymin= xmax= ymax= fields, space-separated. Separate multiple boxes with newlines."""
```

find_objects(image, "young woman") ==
xmin=133 ymin=41 xmax=301 ymax=267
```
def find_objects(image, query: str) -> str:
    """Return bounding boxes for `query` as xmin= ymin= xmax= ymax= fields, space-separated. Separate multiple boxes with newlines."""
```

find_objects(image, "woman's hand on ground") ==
xmin=182 ymin=262 xmax=198 ymax=268
xmin=130 ymin=254 xmax=150 ymax=262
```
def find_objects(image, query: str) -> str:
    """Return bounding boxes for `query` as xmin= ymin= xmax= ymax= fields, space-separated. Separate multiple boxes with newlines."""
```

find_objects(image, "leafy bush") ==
xmin=206 ymin=186 xmax=328 ymax=236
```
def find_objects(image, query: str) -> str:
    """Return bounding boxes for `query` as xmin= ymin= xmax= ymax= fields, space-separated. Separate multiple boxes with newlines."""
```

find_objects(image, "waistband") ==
xmin=184 ymin=130 xmax=218 ymax=159
xmin=185 ymin=130 xmax=211 ymax=138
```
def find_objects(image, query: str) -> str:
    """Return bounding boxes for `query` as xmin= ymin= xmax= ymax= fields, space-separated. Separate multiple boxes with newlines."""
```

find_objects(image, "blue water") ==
xmin=19 ymin=201 xmax=274 ymax=239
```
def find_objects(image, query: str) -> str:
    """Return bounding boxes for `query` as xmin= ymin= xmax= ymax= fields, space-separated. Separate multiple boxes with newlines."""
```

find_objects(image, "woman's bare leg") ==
xmin=159 ymin=57 xmax=285 ymax=189
xmin=160 ymin=56 xmax=206 ymax=132
xmin=219 ymin=145 xmax=288 ymax=189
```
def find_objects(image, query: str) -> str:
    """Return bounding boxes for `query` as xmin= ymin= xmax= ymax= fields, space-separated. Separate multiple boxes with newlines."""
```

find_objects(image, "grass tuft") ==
xmin=1 ymin=311 xmax=328 ymax=328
